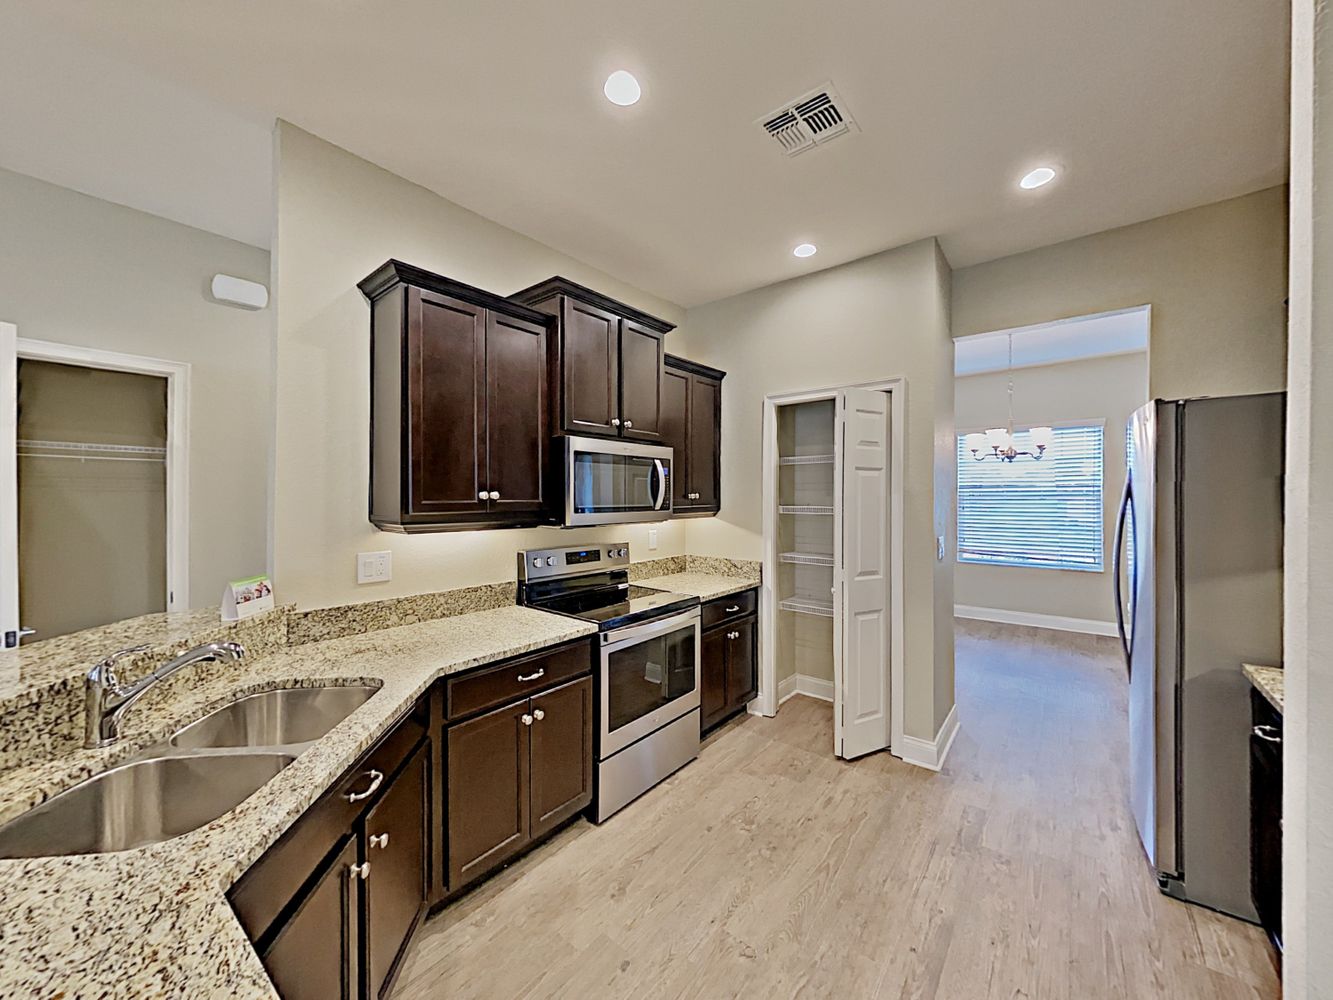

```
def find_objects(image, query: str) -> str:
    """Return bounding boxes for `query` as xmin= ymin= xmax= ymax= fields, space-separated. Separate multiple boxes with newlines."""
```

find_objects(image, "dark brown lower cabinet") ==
xmin=229 ymin=697 xmax=430 ymax=1000
xmin=1250 ymin=689 xmax=1283 ymax=954
xmin=446 ymin=698 xmax=532 ymax=888
xmin=700 ymin=625 xmax=730 ymax=730
xmin=700 ymin=597 xmax=758 ymax=736
xmin=446 ymin=675 xmax=593 ymax=893
xmin=261 ymin=836 xmax=361 ymax=1000
xmin=529 ymin=677 xmax=594 ymax=839
xmin=365 ymin=746 xmax=429 ymax=998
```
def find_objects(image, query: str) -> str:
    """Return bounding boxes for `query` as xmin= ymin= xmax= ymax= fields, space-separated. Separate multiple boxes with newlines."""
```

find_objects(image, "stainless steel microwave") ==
xmin=563 ymin=436 xmax=672 ymax=526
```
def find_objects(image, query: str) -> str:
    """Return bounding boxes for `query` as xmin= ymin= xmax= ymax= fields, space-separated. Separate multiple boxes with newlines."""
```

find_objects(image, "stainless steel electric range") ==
xmin=517 ymin=543 xmax=701 ymax=822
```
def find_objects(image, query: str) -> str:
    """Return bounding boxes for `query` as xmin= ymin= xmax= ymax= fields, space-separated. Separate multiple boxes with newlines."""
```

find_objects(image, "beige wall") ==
xmin=673 ymin=239 xmax=955 ymax=740
xmin=0 ymin=166 xmax=271 ymax=609
xmin=271 ymin=123 xmax=689 ymax=609
xmin=1284 ymin=3 xmax=1330 ymax=996
xmin=954 ymin=351 xmax=1148 ymax=625
xmin=952 ymin=186 xmax=1288 ymax=401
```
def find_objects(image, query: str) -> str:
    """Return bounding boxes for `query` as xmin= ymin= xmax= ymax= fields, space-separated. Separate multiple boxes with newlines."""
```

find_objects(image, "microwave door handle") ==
xmin=652 ymin=459 xmax=668 ymax=510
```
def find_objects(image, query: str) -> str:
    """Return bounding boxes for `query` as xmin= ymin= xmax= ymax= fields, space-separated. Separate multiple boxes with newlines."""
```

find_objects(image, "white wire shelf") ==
xmin=16 ymin=439 xmax=167 ymax=464
xmin=778 ymin=504 xmax=834 ymax=516
xmin=780 ymin=551 xmax=834 ymax=567
xmin=779 ymin=454 xmax=835 ymax=466
xmin=779 ymin=596 xmax=835 ymax=618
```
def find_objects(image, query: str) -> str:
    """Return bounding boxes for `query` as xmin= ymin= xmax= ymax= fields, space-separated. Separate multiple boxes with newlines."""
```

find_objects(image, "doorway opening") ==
xmin=758 ymin=378 xmax=906 ymax=760
xmin=1 ymin=324 xmax=190 ymax=647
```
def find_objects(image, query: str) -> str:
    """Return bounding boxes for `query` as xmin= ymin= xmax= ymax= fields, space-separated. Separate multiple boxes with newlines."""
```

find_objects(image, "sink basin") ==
xmin=171 ymin=685 xmax=379 ymax=750
xmin=0 ymin=752 xmax=295 ymax=858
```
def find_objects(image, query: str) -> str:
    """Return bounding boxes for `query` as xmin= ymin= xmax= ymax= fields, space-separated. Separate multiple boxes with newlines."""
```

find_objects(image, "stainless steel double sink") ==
xmin=0 ymin=684 xmax=379 ymax=859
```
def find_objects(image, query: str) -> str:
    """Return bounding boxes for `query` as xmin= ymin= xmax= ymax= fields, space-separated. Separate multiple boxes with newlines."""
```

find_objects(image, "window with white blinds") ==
xmin=957 ymin=423 xmax=1105 ymax=572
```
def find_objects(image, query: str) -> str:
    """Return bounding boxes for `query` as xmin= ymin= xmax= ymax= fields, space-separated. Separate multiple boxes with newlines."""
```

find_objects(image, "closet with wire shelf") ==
xmin=774 ymin=397 xmax=837 ymax=700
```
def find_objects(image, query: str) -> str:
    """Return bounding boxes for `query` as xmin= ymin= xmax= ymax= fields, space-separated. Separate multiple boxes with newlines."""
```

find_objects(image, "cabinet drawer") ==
xmin=229 ymin=700 xmax=427 ymax=946
xmin=445 ymin=640 xmax=592 ymax=722
xmin=701 ymin=589 xmax=757 ymax=630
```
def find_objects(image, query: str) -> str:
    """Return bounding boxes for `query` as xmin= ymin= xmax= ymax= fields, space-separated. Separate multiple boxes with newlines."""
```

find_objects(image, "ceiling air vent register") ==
xmin=758 ymin=83 xmax=859 ymax=157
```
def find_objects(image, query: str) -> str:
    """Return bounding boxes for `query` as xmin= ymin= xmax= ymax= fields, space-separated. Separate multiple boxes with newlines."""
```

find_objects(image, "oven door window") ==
xmin=573 ymin=453 xmax=659 ymax=514
xmin=606 ymin=624 xmax=697 ymax=734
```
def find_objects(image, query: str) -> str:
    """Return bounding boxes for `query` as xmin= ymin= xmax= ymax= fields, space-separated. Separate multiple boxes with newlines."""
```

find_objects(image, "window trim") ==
xmin=956 ymin=418 xmax=1107 ymax=574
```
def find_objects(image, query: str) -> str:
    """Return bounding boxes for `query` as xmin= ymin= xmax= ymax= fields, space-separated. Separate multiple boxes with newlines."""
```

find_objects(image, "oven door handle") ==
xmin=601 ymin=608 xmax=701 ymax=650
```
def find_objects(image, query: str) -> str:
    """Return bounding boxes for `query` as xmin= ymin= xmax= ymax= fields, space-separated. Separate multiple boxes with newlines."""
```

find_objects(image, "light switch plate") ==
xmin=648 ymin=528 xmax=659 ymax=551
xmin=357 ymin=550 xmax=392 ymax=584
xmin=937 ymin=536 xmax=946 ymax=561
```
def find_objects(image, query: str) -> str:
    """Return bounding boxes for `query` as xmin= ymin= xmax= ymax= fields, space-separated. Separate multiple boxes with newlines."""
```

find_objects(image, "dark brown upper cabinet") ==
xmin=360 ymin=261 xmax=556 ymax=533
xmin=509 ymin=277 xmax=674 ymax=443
xmin=662 ymin=355 xmax=724 ymax=517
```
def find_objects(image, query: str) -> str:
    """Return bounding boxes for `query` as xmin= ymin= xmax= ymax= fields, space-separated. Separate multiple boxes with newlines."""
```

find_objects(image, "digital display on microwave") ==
xmin=565 ymin=549 xmax=601 ymax=565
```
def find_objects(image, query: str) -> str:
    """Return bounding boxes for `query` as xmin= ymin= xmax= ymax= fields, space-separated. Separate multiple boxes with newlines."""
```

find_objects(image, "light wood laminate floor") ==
xmin=395 ymin=622 xmax=1279 ymax=999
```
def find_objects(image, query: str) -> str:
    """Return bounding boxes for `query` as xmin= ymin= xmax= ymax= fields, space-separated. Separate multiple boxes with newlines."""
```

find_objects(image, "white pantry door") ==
xmin=837 ymin=387 xmax=891 ymax=759
xmin=0 ymin=322 xmax=18 ymax=648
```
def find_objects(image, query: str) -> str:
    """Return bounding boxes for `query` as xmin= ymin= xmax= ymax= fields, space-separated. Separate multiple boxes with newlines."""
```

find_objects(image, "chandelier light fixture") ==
xmin=964 ymin=333 xmax=1054 ymax=462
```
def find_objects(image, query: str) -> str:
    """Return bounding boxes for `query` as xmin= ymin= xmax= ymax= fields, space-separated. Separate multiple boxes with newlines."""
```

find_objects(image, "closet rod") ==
xmin=17 ymin=453 xmax=165 ymax=464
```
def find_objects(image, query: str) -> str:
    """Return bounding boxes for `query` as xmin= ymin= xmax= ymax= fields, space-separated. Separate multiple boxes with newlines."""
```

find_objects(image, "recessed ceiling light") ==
xmin=603 ymin=70 xmax=641 ymax=107
xmin=793 ymin=243 xmax=817 ymax=258
xmin=1019 ymin=166 xmax=1057 ymax=190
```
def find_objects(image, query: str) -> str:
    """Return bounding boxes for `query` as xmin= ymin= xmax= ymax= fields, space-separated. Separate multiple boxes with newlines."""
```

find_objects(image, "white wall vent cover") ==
xmin=757 ymin=83 xmax=859 ymax=157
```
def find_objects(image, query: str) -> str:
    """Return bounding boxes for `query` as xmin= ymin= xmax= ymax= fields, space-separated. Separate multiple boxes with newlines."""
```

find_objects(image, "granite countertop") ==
xmin=636 ymin=571 xmax=760 ymax=602
xmin=0 ymin=605 xmax=596 ymax=998
xmin=1243 ymin=663 xmax=1284 ymax=713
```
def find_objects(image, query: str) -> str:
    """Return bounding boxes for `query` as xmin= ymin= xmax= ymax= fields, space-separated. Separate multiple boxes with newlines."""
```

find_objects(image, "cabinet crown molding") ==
xmin=358 ymin=260 xmax=552 ymax=327
xmin=509 ymin=276 xmax=676 ymax=335
xmin=664 ymin=354 xmax=727 ymax=381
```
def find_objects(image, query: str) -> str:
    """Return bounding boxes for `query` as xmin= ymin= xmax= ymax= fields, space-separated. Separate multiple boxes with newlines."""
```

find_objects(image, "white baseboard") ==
xmin=954 ymin=604 xmax=1118 ymax=638
xmin=897 ymin=704 xmax=960 ymax=772
xmin=777 ymin=673 xmax=833 ymax=705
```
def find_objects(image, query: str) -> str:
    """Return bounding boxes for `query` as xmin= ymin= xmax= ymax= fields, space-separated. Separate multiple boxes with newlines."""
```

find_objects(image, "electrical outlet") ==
xmin=648 ymin=528 xmax=659 ymax=551
xmin=357 ymin=550 xmax=392 ymax=584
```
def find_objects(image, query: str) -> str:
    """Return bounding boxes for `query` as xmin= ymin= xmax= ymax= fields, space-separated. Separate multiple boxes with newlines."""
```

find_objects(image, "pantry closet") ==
xmin=761 ymin=381 xmax=904 ymax=759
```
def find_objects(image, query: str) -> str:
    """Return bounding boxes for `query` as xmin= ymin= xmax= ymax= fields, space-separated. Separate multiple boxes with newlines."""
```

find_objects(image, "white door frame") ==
xmin=756 ymin=375 xmax=907 ymax=757
xmin=3 ymin=334 xmax=190 ymax=624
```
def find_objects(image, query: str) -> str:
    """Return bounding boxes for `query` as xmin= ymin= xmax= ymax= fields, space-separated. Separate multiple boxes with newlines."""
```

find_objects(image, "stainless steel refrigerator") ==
xmin=1114 ymin=392 xmax=1284 ymax=921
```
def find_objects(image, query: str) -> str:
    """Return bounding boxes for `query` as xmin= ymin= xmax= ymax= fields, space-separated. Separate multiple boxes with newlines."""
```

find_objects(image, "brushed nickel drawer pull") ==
xmin=533 ymin=708 xmax=545 ymax=721
xmin=349 ymin=862 xmax=371 ymax=880
xmin=517 ymin=668 xmax=546 ymax=682
xmin=521 ymin=713 xmax=534 ymax=726
xmin=369 ymin=833 xmax=390 ymax=850
xmin=725 ymin=605 xmax=740 ymax=613
xmin=345 ymin=769 xmax=384 ymax=802
xmin=1253 ymin=724 xmax=1282 ymax=744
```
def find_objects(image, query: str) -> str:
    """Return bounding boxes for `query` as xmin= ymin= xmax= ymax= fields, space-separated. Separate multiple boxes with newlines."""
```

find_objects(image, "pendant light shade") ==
xmin=1029 ymin=425 xmax=1054 ymax=451
xmin=964 ymin=432 xmax=987 ymax=455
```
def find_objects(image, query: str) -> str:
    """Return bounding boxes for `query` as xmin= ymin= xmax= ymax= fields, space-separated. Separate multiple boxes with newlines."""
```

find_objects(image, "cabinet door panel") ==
xmin=447 ymin=700 xmax=531 ymax=889
xmin=619 ymin=320 xmax=664 ymax=441
xmin=561 ymin=299 xmax=620 ymax=435
xmin=409 ymin=289 xmax=487 ymax=515
xmin=661 ymin=367 xmax=691 ymax=509
xmin=689 ymin=374 xmax=721 ymax=511
xmin=700 ymin=625 xmax=729 ymax=731
xmin=725 ymin=616 xmax=758 ymax=711
xmin=261 ymin=837 xmax=360 ymax=1000
xmin=486 ymin=311 xmax=548 ymax=514
xmin=365 ymin=746 xmax=428 ymax=999
xmin=529 ymin=677 xmax=593 ymax=839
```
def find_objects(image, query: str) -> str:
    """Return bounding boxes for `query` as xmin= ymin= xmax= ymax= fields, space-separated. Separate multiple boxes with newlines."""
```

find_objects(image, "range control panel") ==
xmin=517 ymin=542 xmax=631 ymax=582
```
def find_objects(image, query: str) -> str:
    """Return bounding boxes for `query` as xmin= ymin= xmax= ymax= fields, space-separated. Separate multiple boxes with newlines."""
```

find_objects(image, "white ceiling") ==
xmin=0 ymin=6 xmax=272 ymax=250
xmin=954 ymin=306 xmax=1151 ymax=376
xmin=6 ymin=1 xmax=1289 ymax=307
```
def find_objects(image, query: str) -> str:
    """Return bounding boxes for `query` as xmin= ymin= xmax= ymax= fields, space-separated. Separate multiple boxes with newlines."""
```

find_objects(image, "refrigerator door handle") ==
xmin=1113 ymin=473 xmax=1133 ymax=674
